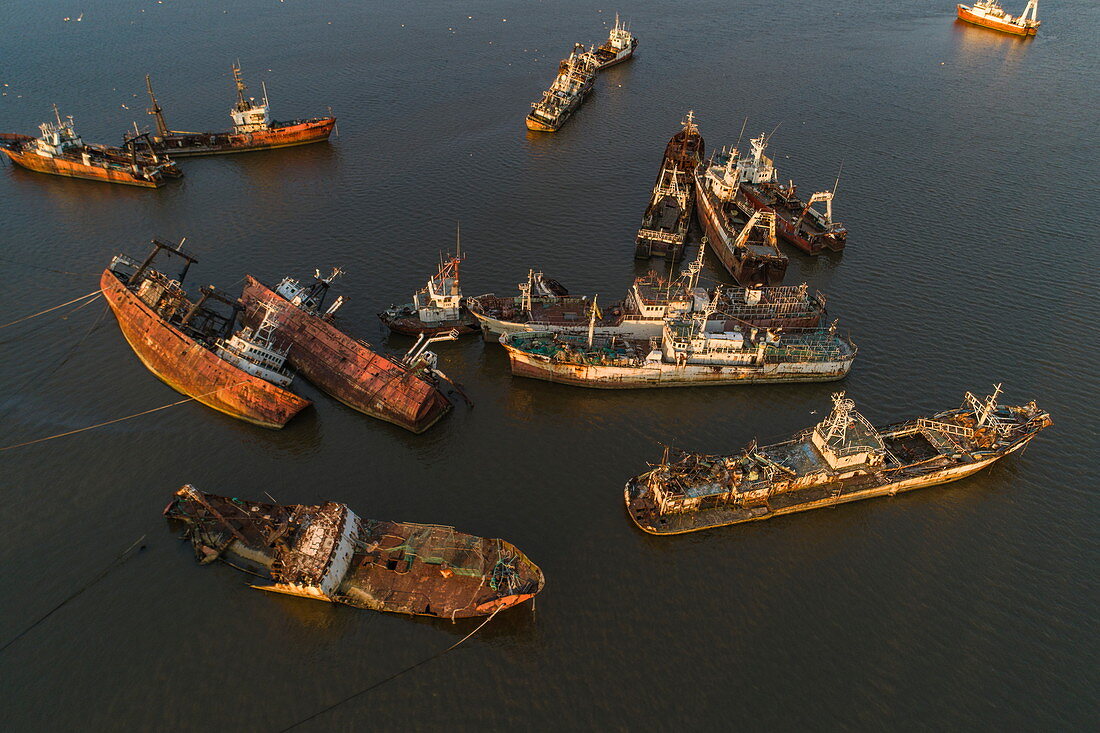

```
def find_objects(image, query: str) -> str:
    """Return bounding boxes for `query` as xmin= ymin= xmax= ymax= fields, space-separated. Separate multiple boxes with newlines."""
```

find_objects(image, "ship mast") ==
xmin=145 ymin=74 xmax=170 ymax=138
xmin=232 ymin=62 xmax=249 ymax=112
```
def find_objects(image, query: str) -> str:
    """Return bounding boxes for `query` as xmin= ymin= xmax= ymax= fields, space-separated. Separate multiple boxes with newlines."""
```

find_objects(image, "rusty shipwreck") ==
xmin=379 ymin=228 xmax=478 ymax=337
xmin=143 ymin=65 xmax=335 ymax=156
xmin=102 ymin=240 xmax=310 ymax=428
xmin=165 ymin=485 xmax=544 ymax=618
xmin=1 ymin=106 xmax=181 ymax=188
xmin=626 ymin=386 xmax=1051 ymax=535
xmin=635 ymin=112 xmax=705 ymax=260
xmin=239 ymin=270 xmax=458 ymax=433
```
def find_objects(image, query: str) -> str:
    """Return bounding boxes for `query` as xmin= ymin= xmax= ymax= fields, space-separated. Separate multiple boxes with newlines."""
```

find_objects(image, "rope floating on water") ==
xmin=0 ymin=290 xmax=103 ymax=331
xmin=0 ymin=535 xmax=146 ymax=653
xmin=277 ymin=605 xmax=504 ymax=732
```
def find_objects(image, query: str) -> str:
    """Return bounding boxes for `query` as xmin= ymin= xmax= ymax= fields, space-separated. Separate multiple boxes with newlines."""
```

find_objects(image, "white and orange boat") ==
xmin=956 ymin=1 xmax=1040 ymax=36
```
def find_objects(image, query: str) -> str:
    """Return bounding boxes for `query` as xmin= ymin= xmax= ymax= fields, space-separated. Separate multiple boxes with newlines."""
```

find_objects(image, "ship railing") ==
xmin=916 ymin=418 xmax=974 ymax=439
xmin=637 ymin=229 xmax=683 ymax=244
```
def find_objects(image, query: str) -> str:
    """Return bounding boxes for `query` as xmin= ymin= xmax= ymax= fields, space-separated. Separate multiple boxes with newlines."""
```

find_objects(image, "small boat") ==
xmin=165 ymin=485 xmax=545 ymax=618
xmin=525 ymin=43 xmax=598 ymax=132
xmin=499 ymin=299 xmax=855 ymax=389
xmin=956 ymin=1 xmax=1040 ymax=36
xmin=593 ymin=14 xmax=638 ymax=70
xmin=379 ymin=227 xmax=479 ymax=337
xmin=239 ymin=270 xmax=458 ymax=433
xmin=626 ymin=386 xmax=1052 ymax=534
xmin=469 ymin=251 xmax=825 ymax=342
xmin=1 ymin=107 xmax=181 ymax=188
xmin=143 ymin=65 xmax=336 ymax=156
xmin=101 ymin=240 xmax=310 ymax=428
xmin=635 ymin=112 xmax=705 ymax=260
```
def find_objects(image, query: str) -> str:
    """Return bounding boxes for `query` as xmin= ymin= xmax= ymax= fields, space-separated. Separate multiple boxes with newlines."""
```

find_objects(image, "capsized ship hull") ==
xmin=154 ymin=117 xmax=336 ymax=156
xmin=240 ymin=276 xmax=452 ymax=433
xmin=101 ymin=269 xmax=310 ymax=428
xmin=164 ymin=486 xmax=545 ymax=618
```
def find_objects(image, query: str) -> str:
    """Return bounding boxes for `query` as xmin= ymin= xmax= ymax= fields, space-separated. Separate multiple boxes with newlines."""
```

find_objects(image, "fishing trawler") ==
xmin=165 ymin=485 xmax=545 ymax=618
xmin=379 ymin=228 xmax=478 ymax=336
xmin=732 ymin=134 xmax=847 ymax=254
xmin=101 ymin=240 xmax=310 ymax=428
xmin=626 ymin=386 xmax=1051 ymax=535
xmin=593 ymin=14 xmax=638 ymax=69
xmin=469 ymin=251 xmax=825 ymax=342
xmin=525 ymin=43 xmax=598 ymax=132
xmin=956 ymin=1 xmax=1040 ymax=36
xmin=636 ymin=113 xmax=705 ymax=259
xmin=499 ymin=294 xmax=855 ymax=389
xmin=239 ymin=269 xmax=459 ymax=433
xmin=143 ymin=66 xmax=336 ymax=156
xmin=1 ymin=107 xmax=180 ymax=188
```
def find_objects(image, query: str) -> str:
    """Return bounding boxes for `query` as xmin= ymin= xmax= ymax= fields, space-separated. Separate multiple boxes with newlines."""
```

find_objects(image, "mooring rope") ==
xmin=0 ymin=535 xmax=146 ymax=653
xmin=0 ymin=381 xmax=247 ymax=453
xmin=0 ymin=290 xmax=102 ymax=330
xmin=277 ymin=605 xmax=504 ymax=732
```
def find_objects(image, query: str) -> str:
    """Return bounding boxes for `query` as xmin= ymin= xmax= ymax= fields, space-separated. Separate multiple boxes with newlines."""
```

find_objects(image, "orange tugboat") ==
xmin=240 ymin=270 xmax=459 ymax=433
xmin=165 ymin=485 xmax=545 ymax=618
xmin=102 ymin=240 xmax=311 ymax=429
xmin=1 ymin=107 xmax=180 ymax=188
xmin=143 ymin=65 xmax=336 ymax=156
xmin=957 ymin=1 xmax=1040 ymax=36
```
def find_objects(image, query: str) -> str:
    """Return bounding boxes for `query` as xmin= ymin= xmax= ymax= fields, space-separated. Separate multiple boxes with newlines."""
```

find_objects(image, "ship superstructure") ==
xmin=957 ymin=1 xmax=1040 ymax=36
xmin=143 ymin=65 xmax=336 ymax=156
xmin=593 ymin=14 xmax=638 ymax=69
xmin=379 ymin=227 xmax=479 ymax=336
xmin=525 ymin=43 xmax=598 ymax=132
xmin=626 ymin=387 xmax=1052 ymax=534
xmin=1 ymin=107 xmax=180 ymax=188
xmin=165 ymin=485 xmax=545 ymax=618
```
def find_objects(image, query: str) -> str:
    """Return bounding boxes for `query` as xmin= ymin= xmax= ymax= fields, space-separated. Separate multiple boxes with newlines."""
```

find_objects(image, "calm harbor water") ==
xmin=2 ymin=1 xmax=1097 ymax=729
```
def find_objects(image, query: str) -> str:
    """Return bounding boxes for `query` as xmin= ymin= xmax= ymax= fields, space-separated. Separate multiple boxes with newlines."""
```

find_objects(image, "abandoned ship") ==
xmin=626 ymin=386 xmax=1051 ymax=535
xmin=165 ymin=485 xmax=545 ymax=618
xmin=379 ymin=231 xmax=478 ymax=336
xmin=525 ymin=43 xmax=598 ymax=132
xmin=635 ymin=112 xmax=705 ymax=260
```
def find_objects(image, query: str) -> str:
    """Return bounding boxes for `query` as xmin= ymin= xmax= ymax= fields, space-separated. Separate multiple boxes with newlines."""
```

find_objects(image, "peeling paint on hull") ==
xmin=1 ymin=147 xmax=165 ymax=187
xmin=240 ymin=276 xmax=451 ymax=433
xmin=100 ymin=270 xmax=310 ymax=428
xmin=155 ymin=118 xmax=336 ymax=156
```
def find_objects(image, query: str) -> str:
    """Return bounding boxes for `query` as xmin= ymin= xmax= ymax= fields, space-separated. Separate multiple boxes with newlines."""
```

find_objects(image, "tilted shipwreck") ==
xmin=239 ymin=270 xmax=459 ymax=433
xmin=143 ymin=65 xmax=335 ymax=156
xmin=165 ymin=486 xmax=544 ymax=618
xmin=102 ymin=240 xmax=310 ymax=428
xmin=626 ymin=387 xmax=1051 ymax=535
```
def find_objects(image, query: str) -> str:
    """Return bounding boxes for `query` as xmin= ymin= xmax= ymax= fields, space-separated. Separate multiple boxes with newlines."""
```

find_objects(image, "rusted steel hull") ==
xmin=525 ymin=84 xmax=593 ymax=132
xmin=165 ymin=487 xmax=545 ymax=619
xmin=100 ymin=270 xmax=310 ymax=428
xmin=1 ymin=145 xmax=164 ymax=188
xmin=155 ymin=118 xmax=336 ymax=156
xmin=695 ymin=176 xmax=788 ymax=286
xmin=739 ymin=185 xmax=845 ymax=254
xmin=240 ymin=276 xmax=452 ymax=433
xmin=956 ymin=5 xmax=1038 ymax=35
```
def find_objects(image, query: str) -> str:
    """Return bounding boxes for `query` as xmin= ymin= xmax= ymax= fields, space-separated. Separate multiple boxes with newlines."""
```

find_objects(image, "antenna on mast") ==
xmin=831 ymin=160 xmax=844 ymax=196
xmin=734 ymin=116 xmax=749 ymax=152
xmin=232 ymin=61 xmax=248 ymax=111
xmin=261 ymin=80 xmax=269 ymax=107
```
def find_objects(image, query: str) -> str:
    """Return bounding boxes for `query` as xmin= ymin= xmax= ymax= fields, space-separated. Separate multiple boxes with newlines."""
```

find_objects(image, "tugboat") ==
xmin=101 ymin=240 xmax=310 ymax=428
xmin=626 ymin=386 xmax=1052 ymax=534
xmin=956 ymin=1 xmax=1040 ymax=36
xmin=165 ymin=485 xmax=545 ymax=618
xmin=525 ymin=43 xmax=598 ymax=132
xmin=635 ymin=112 xmax=705 ymax=260
xmin=1 ymin=106 xmax=181 ymax=188
xmin=469 ymin=250 xmax=824 ymax=342
xmin=143 ymin=66 xmax=336 ymax=156
xmin=239 ymin=269 xmax=459 ymax=433
xmin=379 ymin=227 xmax=479 ymax=337
xmin=499 ymin=294 xmax=855 ymax=389
xmin=593 ymin=14 xmax=638 ymax=70
xmin=733 ymin=134 xmax=847 ymax=254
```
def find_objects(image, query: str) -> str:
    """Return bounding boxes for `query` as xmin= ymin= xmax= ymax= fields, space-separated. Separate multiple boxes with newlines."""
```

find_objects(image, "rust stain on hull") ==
xmin=240 ymin=276 xmax=452 ymax=433
xmin=156 ymin=118 xmax=336 ymax=157
xmin=101 ymin=270 xmax=310 ymax=428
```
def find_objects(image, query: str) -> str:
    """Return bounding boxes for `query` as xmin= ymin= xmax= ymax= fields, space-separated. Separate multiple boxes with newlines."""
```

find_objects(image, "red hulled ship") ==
xmin=956 ymin=1 xmax=1040 ymax=36
xmin=143 ymin=66 xmax=335 ymax=156
xmin=239 ymin=271 xmax=456 ymax=434
xmin=635 ymin=111 xmax=705 ymax=260
xmin=102 ymin=240 xmax=310 ymax=428
xmin=593 ymin=14 xmax=638 ymax=70
xmin=1 ymin=107 xmax=181 ymax=188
